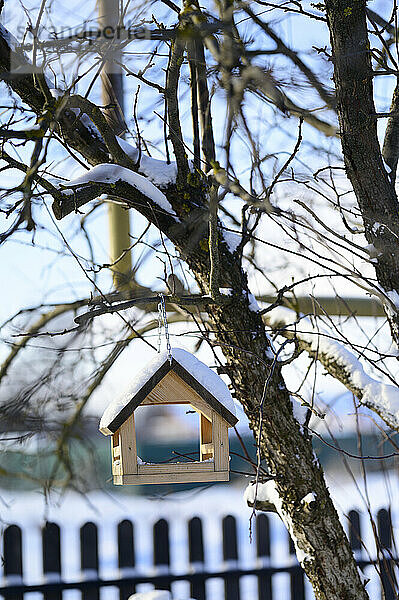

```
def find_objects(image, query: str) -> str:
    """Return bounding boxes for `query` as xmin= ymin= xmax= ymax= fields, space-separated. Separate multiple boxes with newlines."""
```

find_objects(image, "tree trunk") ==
xmin=178 ymin=234 xmax=369 ymax=600
xmin=325 ymin=0 xmax=399 ymax=344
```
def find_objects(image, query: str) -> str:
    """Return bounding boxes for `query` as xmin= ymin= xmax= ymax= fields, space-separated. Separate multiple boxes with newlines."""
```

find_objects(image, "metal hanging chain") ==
xmin=157 ymin=298 xmax=163 ymax=355
xmin=157 ymin=294 xmax=172 ymax=363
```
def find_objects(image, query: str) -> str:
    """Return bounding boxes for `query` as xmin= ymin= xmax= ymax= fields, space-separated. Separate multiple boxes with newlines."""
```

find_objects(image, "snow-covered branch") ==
xmin=264 ymin=305 xmax=399 ymax=432
xmin=57 ymin=164 xmax=176 ymax=216
xmin=116 ymin=137 xmax=178 ymax=187
xmin=245 ymin=480 xmax=315 ymax=566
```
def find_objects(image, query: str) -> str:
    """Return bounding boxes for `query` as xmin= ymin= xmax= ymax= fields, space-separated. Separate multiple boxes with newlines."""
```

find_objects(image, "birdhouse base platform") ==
xmin=113 ymin=468 xmax=229 ymax=485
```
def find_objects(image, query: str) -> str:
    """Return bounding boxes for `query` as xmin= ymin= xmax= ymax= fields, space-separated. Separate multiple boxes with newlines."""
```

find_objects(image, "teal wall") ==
xmin=0 ymin=431 xmax=397 ymax=493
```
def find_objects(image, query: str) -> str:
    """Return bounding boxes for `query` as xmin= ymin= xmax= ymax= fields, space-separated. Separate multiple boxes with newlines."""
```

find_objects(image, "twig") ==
xmin=309 ymin=428 xmax=399 ymax=460
xmin=265 ymin=116 xmax=303 ymax=202
xmin=250 ymin=338 xmax=291 ymax=536
xmin=74 ymin=294 xmax=222 ymax=326
xmin=165 ymin=34 xmax=189 ymax=183
xmin=208 ymin=183 xmax=220 ymax=299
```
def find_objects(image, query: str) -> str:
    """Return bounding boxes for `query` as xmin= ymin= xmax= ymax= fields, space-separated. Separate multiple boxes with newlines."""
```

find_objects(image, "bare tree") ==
xmin=1 ymin=1 xmax=399 ymax=598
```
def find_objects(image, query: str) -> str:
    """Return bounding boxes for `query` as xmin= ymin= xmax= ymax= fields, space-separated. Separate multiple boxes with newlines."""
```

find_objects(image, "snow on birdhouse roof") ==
xmin=99 ymin=348 xmax=237 ymax=435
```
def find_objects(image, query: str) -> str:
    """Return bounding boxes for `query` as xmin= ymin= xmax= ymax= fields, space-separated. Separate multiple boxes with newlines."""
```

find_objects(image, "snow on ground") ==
xmin=0 ymin=472 xmax=397 ymax=600
xmin=130 ymin=593 xmax=195 ymax=600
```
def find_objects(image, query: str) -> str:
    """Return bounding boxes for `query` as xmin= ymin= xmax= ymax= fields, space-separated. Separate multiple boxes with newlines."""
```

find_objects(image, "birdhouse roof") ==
xmin=99 ymin=348 xmax=238 ymax=435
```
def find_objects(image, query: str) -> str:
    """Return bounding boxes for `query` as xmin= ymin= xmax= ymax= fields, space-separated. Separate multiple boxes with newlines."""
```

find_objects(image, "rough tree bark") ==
xmin=325 ymin=0 xmax=399 ymax=345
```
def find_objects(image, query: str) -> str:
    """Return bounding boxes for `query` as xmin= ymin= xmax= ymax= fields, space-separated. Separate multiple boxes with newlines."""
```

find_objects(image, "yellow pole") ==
xmin=98 ymin=0 xmax=132 ymax=292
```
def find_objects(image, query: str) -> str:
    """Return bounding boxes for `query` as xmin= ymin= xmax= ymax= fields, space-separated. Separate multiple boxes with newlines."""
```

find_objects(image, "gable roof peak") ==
xmin=99 ymin=348 xmax=237 ymax=435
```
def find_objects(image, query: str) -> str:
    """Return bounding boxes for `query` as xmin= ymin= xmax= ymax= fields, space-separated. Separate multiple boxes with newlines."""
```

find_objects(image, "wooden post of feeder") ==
xmin=200 ymin=414 xmax=213 ymax=461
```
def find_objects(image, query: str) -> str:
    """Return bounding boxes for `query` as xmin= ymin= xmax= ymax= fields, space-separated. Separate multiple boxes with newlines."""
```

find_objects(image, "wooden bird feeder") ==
xmin=99 ymin=348 xmax=238 ymax=485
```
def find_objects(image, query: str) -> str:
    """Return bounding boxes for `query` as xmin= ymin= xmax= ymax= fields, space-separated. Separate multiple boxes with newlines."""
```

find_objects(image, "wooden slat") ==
xmin=213 ymin=412 xmax=229 ymax=472
xmin=141 ymin=399 xmax=189 ymax=405
xmin=42 ymin=522 xmax=62 ymax=600
xmin=190 ymin=399 xmax=212 ymax=421
xmin=377 ymin=509 xmax=396 ymax=600
xmin=200 ymin=414 xmax=213 ymax=461
xmin=188 ymin=517 xmax=206 ymax=600
xmin=153 ymin=518 xmax=170 ymax=564
xmin=120 ymin=415 xmax=137 ymax=475
xmin=112 ymin=459 xmax=122 ymax=476
xmin=153 ymin=519 xmax=170 ymax=591
xmin=348 ymin=510 xmax=361 ymax=551
xmin=80 ymin=523 xmax=99 ymax=600
xmin=4 ymin=525 xmax=23 ymax=600
xmin=111 ymin=431 xmax=121 ymax=475
xmin=118 ymin=520 xmax=135 ymax=568
xmin=222 ymin=516 xmax=240 ymax=600
xmin=114 ymin=471 xmax=230 ymax=485
xmin=143 ymin=371 xmax=213 ymax=421
xmin=256 ymin=515 xmax=272 ymax=600
xmin=200 ymin=442 xmax=213 ymax=454
xmin=118 ymin=520 xmax=135 ymax=600
xmin=288 ymin=532 xmax=305 ymax=600
xmin=138 ymin=462 xmax=214 ymax=475
xmin=4 ymin=525 xmax=23 ymax=577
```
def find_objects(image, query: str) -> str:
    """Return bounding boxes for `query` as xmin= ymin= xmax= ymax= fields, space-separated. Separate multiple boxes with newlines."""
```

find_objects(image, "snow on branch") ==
xmin=51 ymin=91 xmax=180 ymax=189
xmin=116 ymin=137 xmax=178 ymax=187
xmin=263 ymin=305 xmax=399 ymax=432
xmin=58 ymin=163 xmax=176 ymax=217
xmin=245 ymin=480 xmax=313 ymax=565
xmin=0 ymin=24 xmax=20 ymax=53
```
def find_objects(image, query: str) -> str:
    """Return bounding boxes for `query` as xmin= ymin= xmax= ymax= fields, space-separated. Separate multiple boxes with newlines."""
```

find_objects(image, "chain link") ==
xmin=157 ymin=294 xmax=172 ymax=364
xmin=157 ymin=299 xmax=162 ymax=355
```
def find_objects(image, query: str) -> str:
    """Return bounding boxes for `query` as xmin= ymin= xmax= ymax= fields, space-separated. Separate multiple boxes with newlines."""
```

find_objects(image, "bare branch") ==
xmin=264 ymin=305 xmax=399 ymax=433
xmin=241 ymin=4 xmax=336 ymax=109
xmin=382 ymin=79 xmax=399 ymax=181
xmin=0 ymin=300 xmax=87 ymax=383
xmin=166 ymin=35 xmax=189 ymax=183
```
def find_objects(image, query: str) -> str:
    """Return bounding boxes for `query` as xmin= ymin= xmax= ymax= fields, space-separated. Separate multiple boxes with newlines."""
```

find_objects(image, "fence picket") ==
xmin=153 ymin=518 xmax=171 ymax=591
xmin=288 ymin=534 xmax=305 ymax=600
xmin=256 ymin=515 xmax=272 ymax=600
xmin=222 ymin=515 xmax=240 ymax=600
xmin=80 ymin=522 xmax=99 ymax=600
xmin=42 ymin=522 xmax=62 ymax=600
xmin=377 ymin=509 xmax=396 ymax=600
xmin=348 ymin=510 xmax=362 ymax=552
xmin=3 ymin=525 xmax=23 ymax=600
xmin=188 ymin=517 xmax=205 ymax=600
xmin=118 ymin=520 xmax=136 ymax=600
xmin=0 ymin=508 xmax=397 ymax=600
